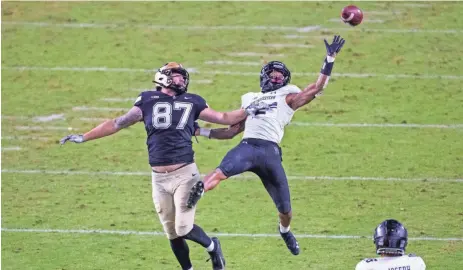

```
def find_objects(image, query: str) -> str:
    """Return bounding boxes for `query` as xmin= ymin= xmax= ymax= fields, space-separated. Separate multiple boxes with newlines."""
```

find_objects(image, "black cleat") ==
xmin=187 ymin=181 xmax=204 ymax=208
xmin=279 ymin=226 xmax=300 ymax=255
xmin=207 ymin=237 xmax=226 ymax=270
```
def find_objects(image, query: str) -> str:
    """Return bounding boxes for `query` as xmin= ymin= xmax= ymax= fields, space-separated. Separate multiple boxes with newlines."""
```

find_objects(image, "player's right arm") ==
xmin=59 ymin=106 xmax=143 ymax=144
xmin=60 ymin=93 xmax=145 ymax=145
xmin=286 ymin=35 xmax=346 ymax=111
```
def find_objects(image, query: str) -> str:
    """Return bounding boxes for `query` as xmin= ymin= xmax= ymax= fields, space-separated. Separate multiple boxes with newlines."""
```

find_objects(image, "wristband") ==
xmin=320 ymin=55 xmax=335 ymax=76
xmin=199 ymin=128 xmax=211 ymax=138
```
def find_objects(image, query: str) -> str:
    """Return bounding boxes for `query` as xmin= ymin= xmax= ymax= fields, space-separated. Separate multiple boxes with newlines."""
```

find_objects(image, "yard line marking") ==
xmin=2 ymin=136 xmax=52 ymax=141
xmin=365 ymin=11 xmax=402 ymax=15
xmin=73 ymin=106 xmax=127 ymax=112
xmin=15 ymin=126 xmax=77 ymax=131
xmin=2 ymin=169 xmax=462 ymax=183
xmin=3 ymin=66 xmax=463 ymax=80
xmin=3 ymin=115 xmax=462 ymax=129
xmin=254 ymin=43 xmax=314 ymax=48
xmin=2 ymin=21 xmax=310 ymax=31
xmin=394 ymin=3 xmax=431 ymax=8
xmin=101 ymin=98 xmax=134 ymax=102
xmin=78 ymin=117 xmax=109 ymax=122
xmin=1 ymin=115 xmax=29 ymax=120
xmin=328 ymin=18 xmax=385 ymax=23
xmin=4 ymin=21 xmax=460 ymax=34
xmin=291 ymin=122 xmax=463 ymax=129
xmin=1 ymin=147 xmax=23 ymax=151
xmin=2 ymin=228 xmax=461 ymax=241
xmin=283 ymin=35 xmax=330 ymax=40
xmin=193 ymin=79 xmax=213 ymax=84
xmin=205 ymin=61 xmax=261 ymax=66
xmin=33 ymin=114 xmax=65 ymax=122
xmin=226 ymin=52 xmax=285 ymax=57
xmin=325 ymin=27 xmax=462 ymax=33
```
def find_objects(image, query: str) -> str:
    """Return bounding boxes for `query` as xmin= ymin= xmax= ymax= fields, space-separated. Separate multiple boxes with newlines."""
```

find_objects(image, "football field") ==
xmin=1 ymin=2 xmax=463 ymax=269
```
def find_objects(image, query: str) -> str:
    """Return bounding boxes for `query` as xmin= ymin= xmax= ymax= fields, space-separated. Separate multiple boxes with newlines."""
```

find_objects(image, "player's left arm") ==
xmin=195 ymin=120 xmax=245 ymax=140
xmin=59 ymin=106 xmax=143 ymax=144
xmin=286 ymin=35 xmax=346 ymax=111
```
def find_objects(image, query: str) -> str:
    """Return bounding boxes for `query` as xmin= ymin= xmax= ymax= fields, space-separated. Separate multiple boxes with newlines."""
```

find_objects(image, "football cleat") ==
xmin=279 ymin=226 xmax=300 ymax=255
xmin=206 ymin=237 xmax=226 ymax=270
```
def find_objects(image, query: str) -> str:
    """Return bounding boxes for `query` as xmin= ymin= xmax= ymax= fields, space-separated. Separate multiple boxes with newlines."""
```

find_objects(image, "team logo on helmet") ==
xmin=260 ymin=61 xmax=291 ymax=93
xmin=153 ymin=62 xmax=190 ymax=94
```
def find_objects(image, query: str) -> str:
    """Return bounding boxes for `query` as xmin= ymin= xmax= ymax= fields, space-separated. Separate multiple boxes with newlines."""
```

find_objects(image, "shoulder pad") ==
xmin=278 ymin=84 xmax=301 ymax=95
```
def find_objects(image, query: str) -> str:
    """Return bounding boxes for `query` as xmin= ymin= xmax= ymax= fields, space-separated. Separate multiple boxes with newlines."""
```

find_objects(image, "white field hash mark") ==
xmin=3 ymin=21 xmax=460 ymax=34
xmin=3 ymin=66 xmax=463 ymax=80
xmin=2 ymin=228 xmax=462 ymax=241
xmin=1 ymin=169 xmax=462 ymax=183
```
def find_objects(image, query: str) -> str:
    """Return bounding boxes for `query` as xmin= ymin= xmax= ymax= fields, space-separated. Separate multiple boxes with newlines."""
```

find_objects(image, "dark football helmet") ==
xmin=373 ymin=219 xmax=408 ymax=256
xmin=153 ymin=62 xmax=190 ymax=94
xmin=260 ymin=61 xmax=291 ymax=93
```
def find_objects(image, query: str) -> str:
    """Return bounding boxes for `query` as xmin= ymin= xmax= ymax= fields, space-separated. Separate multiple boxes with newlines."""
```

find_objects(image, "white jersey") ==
xmin=241 ymin=84 xmax=301 ymax=144
xmin=355 ymin=255 xmax=426 ymax=270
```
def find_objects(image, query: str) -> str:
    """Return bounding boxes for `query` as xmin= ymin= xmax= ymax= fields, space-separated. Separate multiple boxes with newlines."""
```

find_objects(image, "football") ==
xmin=341 ymin=5 xmax=363 ymax=26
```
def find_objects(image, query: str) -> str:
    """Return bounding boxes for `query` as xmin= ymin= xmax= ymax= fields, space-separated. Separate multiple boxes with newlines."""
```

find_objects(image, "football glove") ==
xmin=60 ymin=134 xmax=85 ymax=145
xmin=324 ymin=35 xmax=346 ymax=56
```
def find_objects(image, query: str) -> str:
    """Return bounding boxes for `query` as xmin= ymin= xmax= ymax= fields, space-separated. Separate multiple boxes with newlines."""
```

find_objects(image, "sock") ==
xmin=206 ymin=240 xmax=215 ymax=252
xmin=279 ymin=223 xmax=290 ymax=233
xmin=170 ymin=238 xmax=192 ymax=270
xmin=183 ymin=224 xmax=213 ymax=248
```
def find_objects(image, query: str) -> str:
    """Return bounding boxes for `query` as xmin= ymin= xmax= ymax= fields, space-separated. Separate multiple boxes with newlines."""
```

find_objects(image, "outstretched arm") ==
xmin=198 ymin=107 xmax=247 ymax=126
xmin=286 ymin=35 xmax=346 ymax=111
xmin=195 ymin=120 xmax=245 ymax=140
xmin=60 ymin=106 xmax=143 ymax=144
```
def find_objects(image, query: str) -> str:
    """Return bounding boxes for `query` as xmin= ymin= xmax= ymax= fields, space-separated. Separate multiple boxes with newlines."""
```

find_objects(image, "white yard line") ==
xmin=100 ymin=98 xmax=135 ymax=102
xmin=78 ymin=117 xmax=110 ymax=122
xmin=226 ymin=52 xmax=285 ymax=57
xmin=394 ymin=3 xmax=431 ymax=8
xmin=1 ymin=147 xmax=23 ymax=151
xmin=254 ymin=43 xmax=314 ymax=48
xmin=72 ymin=106 xmax=127 ymax=112
xmin=2 ymin=169 xmax=461 ymax=183
xmin=2 ymin=136 xmax=51 ymax=141
xmin=328 ymin=18 xmax=385 ymax=23
xmin=3 ymin=66 xmax=462 ymax=80
xmin=291 ymin=122 xmax=463 ymax=129
xmin=3 ymin=115 xmax=462 ymax=129
xmin=365 ymin=11 xmax=402 ymax=15
xmin=2 ymin=21 xmax=310 ymax=31
xmin=4 ymin=21 xmax=460 ymax=34
xmin=193 ymin=79 xmax=213 ymax=84
xmin=284 ymin=35 xmax=330 ymax=40
xmin=15 ymin=126 xmax=77 ymax=131
xmin=205 ymin=61 xmax=261 ymax=66
xmin=33 ymin=114 xmax=65 ymax=122
xmin=1 ymin=228 xmax=461 ymax=241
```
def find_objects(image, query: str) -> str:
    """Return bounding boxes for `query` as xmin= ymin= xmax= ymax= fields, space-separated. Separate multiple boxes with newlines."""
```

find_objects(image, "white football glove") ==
xmin=60 ymin=134 xmax=85 ymax=145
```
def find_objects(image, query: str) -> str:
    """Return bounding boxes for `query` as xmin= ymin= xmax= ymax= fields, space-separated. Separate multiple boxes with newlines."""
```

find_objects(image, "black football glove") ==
xmin=324 ymin=35 xmax=346 ymax=56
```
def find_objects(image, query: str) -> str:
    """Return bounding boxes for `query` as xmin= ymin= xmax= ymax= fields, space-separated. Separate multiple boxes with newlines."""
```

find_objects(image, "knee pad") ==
xmin=165 ymin=227 xmax=178 ymax=240
xmin=175 ymin=223 xmax=193 ymax=237
xmin=277 ymin=201 xmax=292 ymax=215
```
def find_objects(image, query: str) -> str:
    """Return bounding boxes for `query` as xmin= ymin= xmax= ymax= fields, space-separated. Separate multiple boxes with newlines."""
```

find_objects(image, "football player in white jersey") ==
xmin=189 ymin=35 xmax=346 ymax=255
xmin=356 ymin=219 xmax=426 ymax=270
